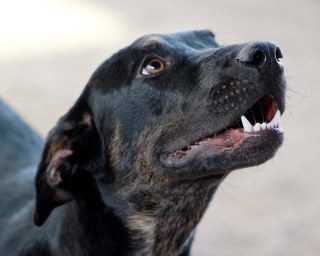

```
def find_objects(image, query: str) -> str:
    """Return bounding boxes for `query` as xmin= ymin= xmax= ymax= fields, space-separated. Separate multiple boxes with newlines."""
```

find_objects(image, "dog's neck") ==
xmin=53 ymin=199 xmax=131 ymax=256
xmin=53 ymin=179 xmax=218 ymax=256
xmin=112 ymin=180 xmax=219 ymax=256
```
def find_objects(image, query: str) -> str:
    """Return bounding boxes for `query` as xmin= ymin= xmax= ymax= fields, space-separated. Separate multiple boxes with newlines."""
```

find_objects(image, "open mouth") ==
xmin=160 ymin=94 xmax=283 ymax=168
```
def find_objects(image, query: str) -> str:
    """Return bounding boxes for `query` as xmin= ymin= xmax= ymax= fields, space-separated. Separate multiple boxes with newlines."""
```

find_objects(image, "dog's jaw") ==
xmin=158 ymin=89 xmax=285 ymax=175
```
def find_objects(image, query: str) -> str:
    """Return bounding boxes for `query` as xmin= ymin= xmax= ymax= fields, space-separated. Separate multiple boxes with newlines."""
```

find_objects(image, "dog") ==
xmin=0 ymin=30 xmax=286 ymax=255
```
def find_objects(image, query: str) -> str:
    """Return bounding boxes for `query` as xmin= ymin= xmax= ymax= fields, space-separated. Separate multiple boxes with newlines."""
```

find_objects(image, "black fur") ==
xmin=0 ymin=30 xmax=286 ymax=255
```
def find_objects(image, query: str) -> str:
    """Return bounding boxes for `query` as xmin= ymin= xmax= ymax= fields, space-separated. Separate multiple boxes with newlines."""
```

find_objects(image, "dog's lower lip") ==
xmin=160 ymin=127 xmax=284 ymax=168
xmin=160 ymin=128 xmax=245 ymax=168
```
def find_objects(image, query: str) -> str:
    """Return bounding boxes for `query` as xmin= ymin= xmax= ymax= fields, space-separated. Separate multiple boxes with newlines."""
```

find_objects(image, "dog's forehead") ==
xmin=134 ymin=35 xmax=166 ymax=48
xmin=132 ymin=30 xmax=218 ymax=50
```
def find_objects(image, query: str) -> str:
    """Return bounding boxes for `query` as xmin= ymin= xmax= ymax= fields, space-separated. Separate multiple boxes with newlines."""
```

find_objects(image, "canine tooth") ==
xmin=253 ymin=123 xmax=261 ymax=132
xmin=241 ymin=116 xmax=253 ymax=132
xmin=270 ymin=122 xmax=275 ymax=128
xmin=271 ymin=110 xmax=281 ymax=125
xmin=261 ymin=122 xmax=267 ymax=130
xmin=267 ymin=123 xmax=271 ymax=129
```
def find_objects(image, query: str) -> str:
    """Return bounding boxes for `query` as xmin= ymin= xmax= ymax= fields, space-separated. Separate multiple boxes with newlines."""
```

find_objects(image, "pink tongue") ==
xmin=202 ymin=129 xmax=244 ymax=148
xmin=262 ymin=95 xmax=278 ymax=121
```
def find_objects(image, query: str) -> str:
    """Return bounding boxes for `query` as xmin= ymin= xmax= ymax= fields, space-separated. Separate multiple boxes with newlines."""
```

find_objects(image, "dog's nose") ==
xmin=237 ymin=41 xmax=283 ymax=68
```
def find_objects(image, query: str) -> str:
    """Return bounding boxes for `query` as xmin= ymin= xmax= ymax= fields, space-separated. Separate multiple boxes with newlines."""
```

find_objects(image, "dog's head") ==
xmin=34 ymin=30 xmax=286 ymax=231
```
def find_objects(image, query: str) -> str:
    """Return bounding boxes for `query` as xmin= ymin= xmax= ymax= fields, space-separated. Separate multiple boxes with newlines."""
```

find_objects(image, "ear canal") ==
xmin=34 ymin=101 xmax=101 ymax=226
xmin=34 ymin=147 xmax=75 ymax=226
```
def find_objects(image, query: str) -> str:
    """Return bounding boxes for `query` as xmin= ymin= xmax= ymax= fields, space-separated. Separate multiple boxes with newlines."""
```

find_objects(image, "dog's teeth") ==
xmin=271 ymin=110 xmax=281 ymax=126
xmin=241 ymin=116 xmax=252 ymax=132
xmin=253 ymin=123 xmax=261 ymax=132
xmin=241 ymin=110 xmax=282 ymax=134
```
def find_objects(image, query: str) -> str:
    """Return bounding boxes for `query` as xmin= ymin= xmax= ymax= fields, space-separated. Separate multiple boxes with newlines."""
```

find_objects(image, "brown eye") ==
xmin=142 ymin=58 xmax=165 ymax=75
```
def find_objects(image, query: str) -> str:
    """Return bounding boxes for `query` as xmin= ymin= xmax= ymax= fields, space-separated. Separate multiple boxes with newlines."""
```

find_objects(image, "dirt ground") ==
xmin=1 ymin=0 xmax=319 ymax=255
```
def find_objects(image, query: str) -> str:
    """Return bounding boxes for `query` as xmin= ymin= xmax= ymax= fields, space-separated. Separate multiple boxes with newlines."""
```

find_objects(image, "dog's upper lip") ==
xmin=159 ymin=94 xmax=283 ymax=169
xmin=162 ymin=94 xmax=281 ymax=153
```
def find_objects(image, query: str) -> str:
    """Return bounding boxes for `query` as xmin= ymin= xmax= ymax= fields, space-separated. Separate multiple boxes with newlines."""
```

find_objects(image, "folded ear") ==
xmin=34 ymin=96 xmax=102 ymax=226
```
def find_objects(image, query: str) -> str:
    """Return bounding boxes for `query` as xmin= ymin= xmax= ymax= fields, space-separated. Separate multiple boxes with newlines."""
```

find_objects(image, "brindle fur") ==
xmin=0 ymin=30 xmax=286 ymax=255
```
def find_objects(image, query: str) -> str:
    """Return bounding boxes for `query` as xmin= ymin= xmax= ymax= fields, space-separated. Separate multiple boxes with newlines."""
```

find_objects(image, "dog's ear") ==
xmin=34 ymin=94 xmax=102 ymax=226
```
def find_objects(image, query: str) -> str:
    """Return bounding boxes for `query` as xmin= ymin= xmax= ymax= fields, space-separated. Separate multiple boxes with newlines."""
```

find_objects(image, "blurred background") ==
xmin=1 ymin=0 xmax=319 ymax=255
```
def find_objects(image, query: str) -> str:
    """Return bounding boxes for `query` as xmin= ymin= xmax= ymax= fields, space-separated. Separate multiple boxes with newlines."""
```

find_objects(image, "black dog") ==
xmin=0 ymin=30 xmax=286 ymax=255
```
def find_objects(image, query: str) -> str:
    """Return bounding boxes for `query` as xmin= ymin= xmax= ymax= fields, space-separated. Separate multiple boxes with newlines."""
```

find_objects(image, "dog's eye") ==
xmin=142 ymin=58 xmax=165 ymax=75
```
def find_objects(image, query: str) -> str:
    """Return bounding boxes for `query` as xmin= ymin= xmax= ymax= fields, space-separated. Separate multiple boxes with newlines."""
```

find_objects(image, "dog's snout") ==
xmin=237 ymin=41 xmax=283 ymax=68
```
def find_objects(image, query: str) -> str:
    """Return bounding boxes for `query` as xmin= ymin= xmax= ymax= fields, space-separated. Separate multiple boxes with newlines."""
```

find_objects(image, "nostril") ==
xmin=275 ymin=47 xmax=283 ymax=61
xmin=237 ymin=41 xmax=283 ymax=69
xmin=252 ymin=49 xmax=266 ymax=66
xmin=237 ymin=47 xmax=267 ymax=67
